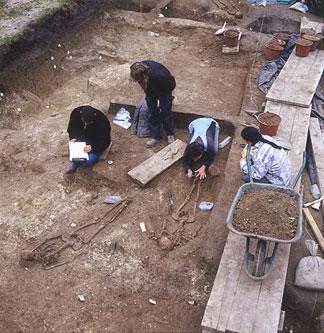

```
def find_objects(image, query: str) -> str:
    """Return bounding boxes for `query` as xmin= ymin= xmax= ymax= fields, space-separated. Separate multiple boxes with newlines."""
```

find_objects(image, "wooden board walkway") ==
xmin=201 ymin=102 xmax=311 ymax=333
xmin=265 ymin=49 xmax=324 ymax=107
xmin=128 ymin=139 xmax=186 ymax=186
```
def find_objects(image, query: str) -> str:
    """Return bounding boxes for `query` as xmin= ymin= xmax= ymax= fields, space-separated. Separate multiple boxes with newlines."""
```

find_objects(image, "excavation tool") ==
xmin=22 ymin=199 xmax=131 ymax=270
xmin=215 ymin=22 xmax=227 ymax=35
xmin=226 ymin=145 xmax=305 ymax=280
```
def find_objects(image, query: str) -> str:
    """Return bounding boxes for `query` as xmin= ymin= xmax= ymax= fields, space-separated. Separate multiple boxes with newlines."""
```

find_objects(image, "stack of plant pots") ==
xmin=296 ymin=27 xmax=323 ymax=56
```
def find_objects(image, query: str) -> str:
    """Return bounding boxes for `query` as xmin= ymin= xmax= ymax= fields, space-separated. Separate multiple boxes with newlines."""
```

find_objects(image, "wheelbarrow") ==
xmin=226 ymin=144 xmax=305 ymax=280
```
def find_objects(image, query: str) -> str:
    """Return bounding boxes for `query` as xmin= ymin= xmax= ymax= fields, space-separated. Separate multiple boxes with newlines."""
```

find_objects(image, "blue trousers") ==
xmin=73 ymin=152 xmax=100 ymax=168
xmin=145 ymin=93 xmax=175 ymax=140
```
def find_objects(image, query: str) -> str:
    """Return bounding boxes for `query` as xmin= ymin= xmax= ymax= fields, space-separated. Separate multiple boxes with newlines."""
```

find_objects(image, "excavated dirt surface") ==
xmin=232 ymin=189 xmax=299 ymax=240
xmin=0 ymin=3 xmax=323 ymax=333
xmin=0 ymin=9 xmax=240 ymax=333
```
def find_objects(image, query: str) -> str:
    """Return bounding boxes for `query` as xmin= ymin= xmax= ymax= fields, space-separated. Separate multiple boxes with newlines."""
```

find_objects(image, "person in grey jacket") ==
xmin=183 ymin=117 xmax=220 ymax=179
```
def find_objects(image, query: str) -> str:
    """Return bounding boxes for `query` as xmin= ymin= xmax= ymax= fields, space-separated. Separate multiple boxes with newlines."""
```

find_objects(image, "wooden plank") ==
xmin=303 ymin=208 xmax=324 ymax=253
xmin=201 ymin=232 xmax=245 ymax=332
xmin=127 ymin=139 xmax=186 ymax=186
xmin=266 ymin=49 xmax=324 ymax=107
xmin=215 ymin=233 xmax=245 ymax=332
xmin=226 ymin=239 xmax=262 ymax=333
xmin=252 ymin=244 xmax=290 ymax=333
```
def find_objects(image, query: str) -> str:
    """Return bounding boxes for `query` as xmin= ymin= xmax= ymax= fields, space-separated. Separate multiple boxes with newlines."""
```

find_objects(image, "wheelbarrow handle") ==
xmin=246 ymin=143 xmax=253 ymax=184
xmin=290 ymin=151 xmax=306 ymax=190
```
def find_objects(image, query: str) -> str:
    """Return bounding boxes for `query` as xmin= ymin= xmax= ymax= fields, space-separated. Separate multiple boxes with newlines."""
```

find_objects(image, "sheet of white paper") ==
xmin=113 ymin=119 xmax=132 ymax=129
xmin=69 ymin=142 xmax=89 ymax=161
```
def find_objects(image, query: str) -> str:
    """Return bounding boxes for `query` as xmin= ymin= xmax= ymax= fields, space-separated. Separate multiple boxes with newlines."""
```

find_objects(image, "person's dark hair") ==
xmin=241 ymin=127 xmax=282 ymax=150
xmin=130 ymin=62 xmax=149 ymax=91
xmin=79 ymin=105 xmax=97 ymax=123
xmin=187 ymin=142 xmax=204 ymax=160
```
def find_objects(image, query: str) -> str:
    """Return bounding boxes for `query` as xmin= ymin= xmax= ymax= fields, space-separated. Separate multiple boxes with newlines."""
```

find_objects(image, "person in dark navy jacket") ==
xmin=130 ymin=60 xmax=176 ymax=147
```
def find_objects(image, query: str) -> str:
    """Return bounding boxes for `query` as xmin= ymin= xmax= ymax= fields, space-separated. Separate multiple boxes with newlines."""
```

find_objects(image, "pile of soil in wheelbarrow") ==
xmin=232 ymin=189 xmax=299 ymax=240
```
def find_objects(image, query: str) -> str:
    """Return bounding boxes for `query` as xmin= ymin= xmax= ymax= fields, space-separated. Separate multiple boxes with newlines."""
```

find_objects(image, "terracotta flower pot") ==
xmin=303 ymin=34 xmax=322 ymax=51
xmin=273 ymin=32 xmax=290 ymax=42
xmin=263 ymin=41 xmax=283 ymax=61
xmin=258 ymin=112 xmax=281 ymax=136
xmin=295 ymin=38 xmax=313 ymax=57
xmin=223 ymin=29 xmax=239 ymax=47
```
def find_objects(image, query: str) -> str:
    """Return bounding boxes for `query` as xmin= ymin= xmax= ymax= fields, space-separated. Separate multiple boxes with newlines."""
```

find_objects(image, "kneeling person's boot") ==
xmin=167 ymin=135 xmax=175 ymax=144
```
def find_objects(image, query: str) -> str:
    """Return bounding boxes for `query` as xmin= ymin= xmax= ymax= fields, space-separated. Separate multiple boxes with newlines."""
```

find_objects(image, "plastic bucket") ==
xmin=224 ymin=29 xmax=239 ymax=47
xmin=258 ymin=112 xmax=281 ymax=136
xmin=295 ymin=38 xmax=312 ymax=57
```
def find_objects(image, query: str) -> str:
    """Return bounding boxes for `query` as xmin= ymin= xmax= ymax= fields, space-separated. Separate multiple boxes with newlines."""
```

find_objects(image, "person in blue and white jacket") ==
xmin=183 ymin=117 xmax=220 ymax=180
xmin=240 ymin=127 xmax=291 ymax=187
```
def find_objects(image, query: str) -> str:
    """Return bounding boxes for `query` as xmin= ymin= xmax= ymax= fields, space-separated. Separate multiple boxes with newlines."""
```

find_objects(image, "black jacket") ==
xmin=142 ymin=60 xmax=176 ymax=96
xmin=67 ymin=106 xmax=111 ymax=154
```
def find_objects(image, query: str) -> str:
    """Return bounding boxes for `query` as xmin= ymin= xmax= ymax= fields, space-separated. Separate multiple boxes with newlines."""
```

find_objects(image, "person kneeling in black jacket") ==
xmin=65 ymin=105 xmax=111 ymax=174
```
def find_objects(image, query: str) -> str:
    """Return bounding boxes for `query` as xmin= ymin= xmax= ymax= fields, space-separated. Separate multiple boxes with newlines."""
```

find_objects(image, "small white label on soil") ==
xmin=0 ymin=92 xmax=4 ymax=97
xmin=71 ymin=223 xmax=77 ymax=228
xmin=46 ymin=105 xmax=50 ymax=109
xmin=51 ymin=56 xmax=54 ymax=61
xmin=57 ymin=44 xmax=62 ymax=48
xmin=107 ymin=160 xmax=113 ymax=165
xmin=53 ymin=65 xmax=57 ymax=69
xmin=17 ymin=108 xmax=22 ymax=112
xmin=99 ymin=56 xmax=102 ymax=60
xmin=188 ymin=300 xmax=195 ymax=305
xmin=149 ymin=298 xmax=156 ymax=305
xmin=69 ymin=56 xmax=73 ymax=60
xmin=78 ymin=295 xmax=85 ymax=302
xmin=67 ymin=50 xmax=70 ymax=54
xmin=140 ymin=222 xmax=146 ymax=233
xmin=311 ymin=202 xmax=321 ymax=210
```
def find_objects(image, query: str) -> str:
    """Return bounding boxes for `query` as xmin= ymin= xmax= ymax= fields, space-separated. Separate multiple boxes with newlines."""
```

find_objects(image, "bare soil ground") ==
xmin=0 ymin=8 xmax=242 ymax=333
xmin=0 ymin=3 xmax=323 ymax=333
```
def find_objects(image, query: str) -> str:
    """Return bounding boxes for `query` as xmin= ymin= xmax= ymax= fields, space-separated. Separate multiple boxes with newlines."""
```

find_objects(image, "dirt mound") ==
xmin=232 ymin=189 xmax=299 ymax=240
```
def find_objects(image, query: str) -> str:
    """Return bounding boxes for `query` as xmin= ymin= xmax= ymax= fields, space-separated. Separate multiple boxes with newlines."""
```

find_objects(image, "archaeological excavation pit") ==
xmin=0 ymin=2 xmax=320 ymax=332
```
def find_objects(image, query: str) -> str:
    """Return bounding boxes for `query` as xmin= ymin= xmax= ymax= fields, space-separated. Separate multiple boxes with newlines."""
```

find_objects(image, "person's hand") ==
xmin=187 ymin=169 xmax=193 ymax=179
xmin=70 ymin=138 xmax=77 ymax=142
xmin=195 ymin=165 xmax=206 ymax=179
xmin=84 ymin=145 xmax=92 ymax=153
